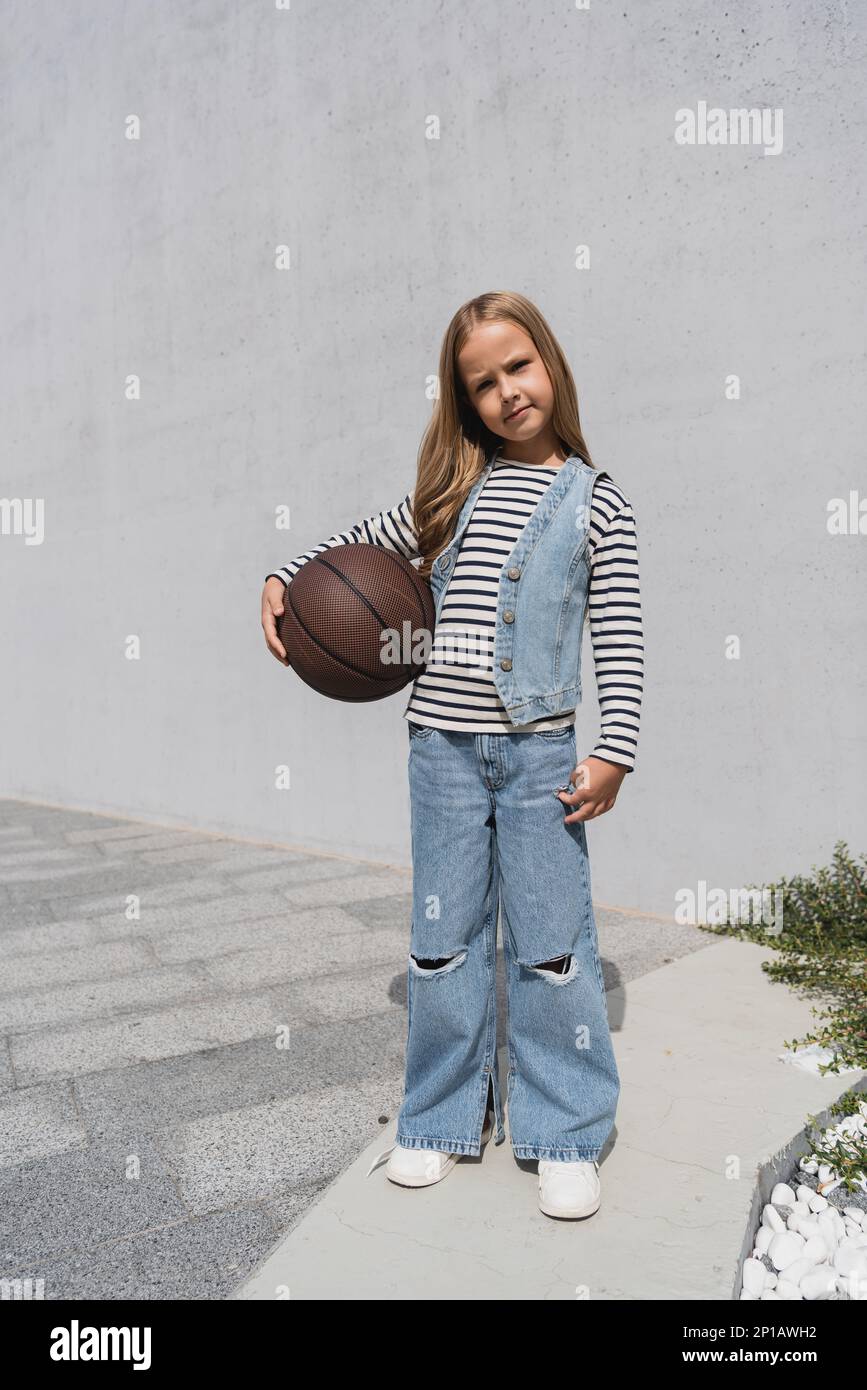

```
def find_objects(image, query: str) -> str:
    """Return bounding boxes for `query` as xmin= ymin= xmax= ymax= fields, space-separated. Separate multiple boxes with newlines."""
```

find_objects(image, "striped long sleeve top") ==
xmin=266 ymin=450 xmax=643 ymax=771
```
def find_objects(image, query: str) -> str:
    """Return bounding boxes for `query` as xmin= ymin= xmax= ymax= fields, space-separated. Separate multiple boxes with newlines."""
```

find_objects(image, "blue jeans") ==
xmin=395 ymin=722 xmax=620 ymax=1163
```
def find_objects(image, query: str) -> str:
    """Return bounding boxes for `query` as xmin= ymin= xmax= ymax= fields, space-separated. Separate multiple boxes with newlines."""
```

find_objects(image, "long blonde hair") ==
xmin=413 ymin=291 xmax=595 ymax=581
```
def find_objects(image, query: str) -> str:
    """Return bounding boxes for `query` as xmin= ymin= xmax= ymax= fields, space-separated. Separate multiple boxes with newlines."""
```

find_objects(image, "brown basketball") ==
xmin=277 ymin=544 xmax=435 ymax=702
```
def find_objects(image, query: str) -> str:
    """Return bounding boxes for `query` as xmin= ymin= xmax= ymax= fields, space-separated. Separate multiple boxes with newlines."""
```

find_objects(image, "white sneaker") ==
xmin=537 ymin=1159 xmax=601 ymax=1219
xmin=384 ymin=1145 xmax=459 ymax=1187
xmin=367 ymin=1107 xmax=496 ymax=1187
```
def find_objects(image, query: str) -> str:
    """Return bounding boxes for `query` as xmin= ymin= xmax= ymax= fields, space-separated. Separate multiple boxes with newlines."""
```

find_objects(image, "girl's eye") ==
xmin=476 ymin=360 xmax=530 ymax=392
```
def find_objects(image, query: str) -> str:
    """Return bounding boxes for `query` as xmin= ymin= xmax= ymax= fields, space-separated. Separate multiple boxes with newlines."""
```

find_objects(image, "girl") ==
xmin=261 ymin=292 xmax=643 ymax=1220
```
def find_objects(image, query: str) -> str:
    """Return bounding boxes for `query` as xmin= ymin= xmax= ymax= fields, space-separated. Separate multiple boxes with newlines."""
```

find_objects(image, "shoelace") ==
xmin=365 ymin=1144 xmax=397 ymax=1178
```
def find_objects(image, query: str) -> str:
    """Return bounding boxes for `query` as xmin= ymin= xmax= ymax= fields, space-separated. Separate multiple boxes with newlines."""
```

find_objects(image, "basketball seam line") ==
xmin=376 ymin=546 xmax=433 ymax=623
xmin=317 ymin=550 xmax=429 ymax=633
xmin=284 ymin=565 xmax=423 ymax=687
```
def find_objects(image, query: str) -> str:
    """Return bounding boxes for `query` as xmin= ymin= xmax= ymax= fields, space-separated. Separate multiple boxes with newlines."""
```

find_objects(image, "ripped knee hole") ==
xmin=536 ymin=954 xmax=572 ymax=974
xmin=410 ymin=951 xmax=572 ymax=976
xmin=410 ymin=949 xmax=468 ymax=975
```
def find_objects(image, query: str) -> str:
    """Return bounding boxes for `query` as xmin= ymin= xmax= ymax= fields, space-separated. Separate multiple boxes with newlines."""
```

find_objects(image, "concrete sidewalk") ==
xmin=235 ymin=941 xmax=863 ymax=1300
xmin=1 ymin=798 xmax=858 ymax=1299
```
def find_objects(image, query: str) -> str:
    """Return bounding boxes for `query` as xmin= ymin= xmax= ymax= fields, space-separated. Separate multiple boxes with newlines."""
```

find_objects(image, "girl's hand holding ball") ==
xmin=261 ymin=577 xmax=291 ymax=666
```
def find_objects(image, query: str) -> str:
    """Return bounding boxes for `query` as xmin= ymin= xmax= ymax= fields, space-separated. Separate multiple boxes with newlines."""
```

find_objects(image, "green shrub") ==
xmin=703 ymin=840 xmax=866 ymax=1073
xmin=705 ymin=841 xmax=866 ymax=1194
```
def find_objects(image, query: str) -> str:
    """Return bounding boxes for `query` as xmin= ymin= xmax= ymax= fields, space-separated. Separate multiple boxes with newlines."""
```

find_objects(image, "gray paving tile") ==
xmin=227 ymin=858 xmax=373 ymax=891
xmin=336 ymin=893 xmax=414 ymax=931
xmin=153 ymin=1076 xmax=403 ymax=1214
xmin=10 ymin=968 xmax=405 ymax=1085
xmin=200 ymin=926 xmax=411 ymax=988
xmin=151 ymin=905 xmax=392 ymax=964
xmin=0 ymin=808 xmax=55 ymax=829
xmin=0 ymin=1040 xmax=14 ymax=1095
xmin=260 ymin=969 xmax=409 ymax=1029
xmin=105 ymin=890 xmax=337 ymax=937
xmin=0 ymin=961 xmax=212 ymax=1032
xmin=92 ymin=832 xmax=231 ymax=856
xmin=0 ymin=808 xmax=130 ymax=835
xmin=137 ymin=844 xmax=306 ymax=868
xmin=0 ymin=939 xmax=157 ymax=993
xmin=0 ymin=846 xmax=102 ymax=871
xmin=0 ymin=1082 xmax=87 ymax=1168
xmin=73 ymin=1011 xmax=408 ymax=1136
xmin=0 ymin=901 xmax=361 ymax=961
xmin=278 ymin=872 xmax=411 ymax=910
xmin=0 ymin=1133 xmax=188 ymax=1265
xmin=4 ymin=861 xmax=213 ymax=902
xmin=7 ymin=1206 xmax=282 ymax=1301
xmin=42 ymin=873 xmax=243 ymax=919
xmin=0 ymin=899 xmax=56 ymax=930
xmin=63 ymin=825 xmax=216 ymax=846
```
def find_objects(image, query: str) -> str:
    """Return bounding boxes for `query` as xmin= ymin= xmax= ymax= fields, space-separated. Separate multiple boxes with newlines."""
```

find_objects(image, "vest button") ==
xmin=503 ymin=610 xmax=515 ymax=623
xmin=500 ymin=658 xmax=512 ymax=670
xmin=507 ymin=567 xmax=520 ymax=580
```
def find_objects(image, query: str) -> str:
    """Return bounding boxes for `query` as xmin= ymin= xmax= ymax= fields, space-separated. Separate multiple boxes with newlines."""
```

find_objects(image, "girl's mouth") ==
xmin=506 ymin=405 xmax=531 ymax=421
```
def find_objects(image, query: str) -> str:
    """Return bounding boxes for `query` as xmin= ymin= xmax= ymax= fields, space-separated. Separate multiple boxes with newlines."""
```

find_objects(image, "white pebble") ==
xmin=802 ymin=1234 xmax=829 ymax=1263
xmin=768 ymin=1230 xmax=805 ymax=1271
xmin=801 ymin=1268 xmax=838 ymax=1300
xmin=834 ymin=1247 xmax=867 ymax=1278
xmin=770 ymin=1182 xmax=796 ymax=1207
xmin=817 ymin=1209 xmax=838 ymax=1238
xmin=837 ymin=1234 xmax=861 ymax=1253
xmin=836 ymin=1271 xmax=867 ymax=1299
xmin=762 ymin=1203 xmax=785 ymax=1233
xmin=781 ymin=1256 xmax=817 ymax=1287
xmin=754 ymin=1226 xmax=772 ymax=1255
xmin=742 ymin=1258 xmax=768 ymax=1296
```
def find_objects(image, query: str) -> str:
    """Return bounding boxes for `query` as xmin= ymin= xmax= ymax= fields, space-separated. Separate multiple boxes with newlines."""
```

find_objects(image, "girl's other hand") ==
xmin=261 ymin=577 xmax=291 ymax=665
xmin=556 ymin=756 xmax=627 ymax=822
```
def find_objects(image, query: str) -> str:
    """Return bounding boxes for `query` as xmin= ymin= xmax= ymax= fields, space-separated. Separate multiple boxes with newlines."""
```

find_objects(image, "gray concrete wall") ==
xmin=2 ymin=0 xmax=865 ymax=916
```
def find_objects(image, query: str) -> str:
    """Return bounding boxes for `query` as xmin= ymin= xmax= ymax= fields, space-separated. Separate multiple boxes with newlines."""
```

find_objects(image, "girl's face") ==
xmin=457 ymin=320 xmax=555 ymax=445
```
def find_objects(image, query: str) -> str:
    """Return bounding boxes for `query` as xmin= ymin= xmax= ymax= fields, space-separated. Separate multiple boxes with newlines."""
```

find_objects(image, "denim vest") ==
xmin=426 ymin=451 xmax=604 ymax=726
